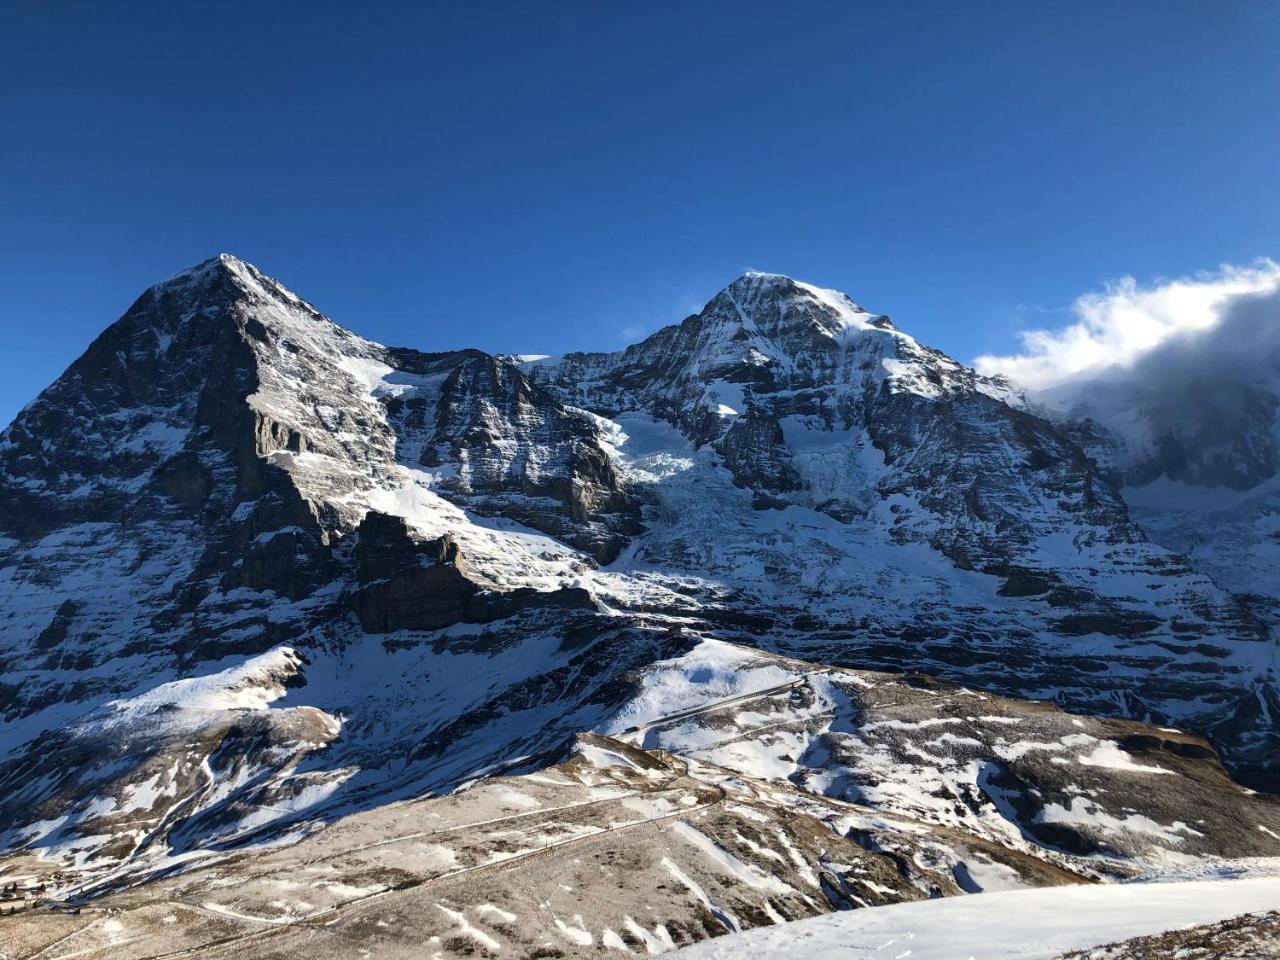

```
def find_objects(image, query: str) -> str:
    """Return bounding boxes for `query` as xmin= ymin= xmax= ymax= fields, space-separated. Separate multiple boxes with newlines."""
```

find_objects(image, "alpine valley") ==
xmin=1 ymin=256 xmax=1277 ymax=959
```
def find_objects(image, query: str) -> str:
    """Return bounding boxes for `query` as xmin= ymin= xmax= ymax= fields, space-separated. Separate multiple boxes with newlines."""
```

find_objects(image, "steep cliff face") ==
xmin=0 ymin=256 xmax=636 ymax=717
xmin=0 ymin=258 xmax=1276 ymax=915
xmin=384 ymin=348 xmax=640 ymax=561
xmin=0 ymin=258 xmax=334 ymax=732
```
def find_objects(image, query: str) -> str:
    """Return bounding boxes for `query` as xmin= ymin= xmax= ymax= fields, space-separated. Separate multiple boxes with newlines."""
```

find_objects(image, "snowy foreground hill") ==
xmin=1 ymin=256 xmax=1277 ymax=957
xmin=674 ymin=872 xmax=1280 ymax=959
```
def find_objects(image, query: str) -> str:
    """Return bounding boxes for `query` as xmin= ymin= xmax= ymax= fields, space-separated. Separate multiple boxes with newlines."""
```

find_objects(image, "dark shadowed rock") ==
xmin=350 ymin=510 xmax=595 ymax=632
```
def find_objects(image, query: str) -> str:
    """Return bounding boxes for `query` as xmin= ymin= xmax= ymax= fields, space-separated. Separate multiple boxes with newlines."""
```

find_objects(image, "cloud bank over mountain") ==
xmin=975 ymin=260 xmax=1280 ymax=392
xmin=977 ymin=259 xmax=1280 ymax=509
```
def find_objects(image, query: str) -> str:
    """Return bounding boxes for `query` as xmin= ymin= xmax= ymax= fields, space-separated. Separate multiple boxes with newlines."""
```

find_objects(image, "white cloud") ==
xmin=974 ymin=260 xmax=1280 ymax=390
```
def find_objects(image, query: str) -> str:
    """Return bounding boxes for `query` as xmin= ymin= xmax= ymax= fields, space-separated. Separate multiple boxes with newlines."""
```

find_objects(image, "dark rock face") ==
xmin=351 ymin=562 xmax=478 ymax=632
xmin=389 ymin=350 xmax=641 ymax=562
xmin=233 ymin=527 xmax=328 ymax=600
xmin=353 ymin=511 xmax=449 ymax=583
xmin=351 ymin=512 xmax=479 ymax=631
xmin=351 ymin=512 xmax=595 ymax=633
xmin=715 ymin=409 xmax=799 ymax=501
xmin=34 ymin=600 xmax=78 ymax=651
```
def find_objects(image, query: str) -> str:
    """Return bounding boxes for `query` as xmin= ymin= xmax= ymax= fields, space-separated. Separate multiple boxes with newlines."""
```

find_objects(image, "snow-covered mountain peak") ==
xmin=162 ymin=252 xmax=269 ymax=287
xmin=709 ymin=271 xmax=899 ymax=350
xmin=529 ymin=271 xmax=1020 ymax=471
xmin=148 ymin=254 xmax=328 ymax=335
xmin=157 ymin=252 xmax=258 ymax=300
xmin=161 ymin=251 xmax=240 ymax=282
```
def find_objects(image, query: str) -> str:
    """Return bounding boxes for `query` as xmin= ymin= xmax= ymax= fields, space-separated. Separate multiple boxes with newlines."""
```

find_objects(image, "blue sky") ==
xmin=2 ymin=1 xmax=1277 ymax=423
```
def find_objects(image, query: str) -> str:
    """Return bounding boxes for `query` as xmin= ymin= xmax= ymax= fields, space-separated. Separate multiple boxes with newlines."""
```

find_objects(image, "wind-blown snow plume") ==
xmin=975 ymin=260 xmax=1280 ymax=391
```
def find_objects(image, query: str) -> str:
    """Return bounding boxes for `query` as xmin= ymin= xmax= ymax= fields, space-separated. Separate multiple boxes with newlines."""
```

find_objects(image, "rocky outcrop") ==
xmin=714 ymin=409 xmax=800 ymax=504
xmin=350 ymin=511 xmax=595 ymax=632
xmin=385 ymin=350 xmax=641 ymax=562
xmin=1054 ymin=910 xmax=1280 ymax=959
xmin=351 ymin=512 xmax=480 ymax=631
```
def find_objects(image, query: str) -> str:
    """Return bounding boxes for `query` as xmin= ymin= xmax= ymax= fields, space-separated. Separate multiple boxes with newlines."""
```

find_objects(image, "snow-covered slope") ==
xmin=607 ymin=641 xmax=1280 ymax=876
xmin=672 ymin=873 xmax=1280 ymax=960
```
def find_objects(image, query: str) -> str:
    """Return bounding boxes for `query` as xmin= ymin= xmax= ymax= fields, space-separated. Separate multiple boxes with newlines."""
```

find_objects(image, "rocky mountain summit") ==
xmin=1 ymin=256 xmax=1277 ymax=957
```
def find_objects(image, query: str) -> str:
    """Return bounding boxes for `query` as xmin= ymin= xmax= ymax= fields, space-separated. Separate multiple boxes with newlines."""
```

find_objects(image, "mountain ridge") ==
xmin=1 ymin=256 xmax=1277 ymax=956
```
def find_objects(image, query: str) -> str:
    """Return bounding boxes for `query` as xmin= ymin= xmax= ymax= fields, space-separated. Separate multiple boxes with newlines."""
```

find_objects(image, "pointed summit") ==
xmin=169 ymin=251 xmax=246 ymax=275
xmin=0 ymin=253 xmax=381 ymax=534
xmin=700 ymin=270 xmax=896 ymax=344
xmin=735 ymin=269 xmax=793 ymax=282
xmin=152 ymin=253 xmax=314 ymax=313
xmin=685 ymin=270 xmax=899 ymax=359
xmin=156 ymin=252 xmax=250 ymax=294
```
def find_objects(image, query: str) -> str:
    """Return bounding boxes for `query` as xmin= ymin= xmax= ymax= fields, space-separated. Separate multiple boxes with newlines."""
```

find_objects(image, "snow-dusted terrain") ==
xmin=672 ymin=873 xmax=1280 ymax=960
xmin=1 ymin=255 xmax=1277 ymax=957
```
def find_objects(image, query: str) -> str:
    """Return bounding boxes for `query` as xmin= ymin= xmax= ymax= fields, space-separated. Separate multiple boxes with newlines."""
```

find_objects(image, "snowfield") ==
xmin=673 ymin=875 xmax=1280 ymax=959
